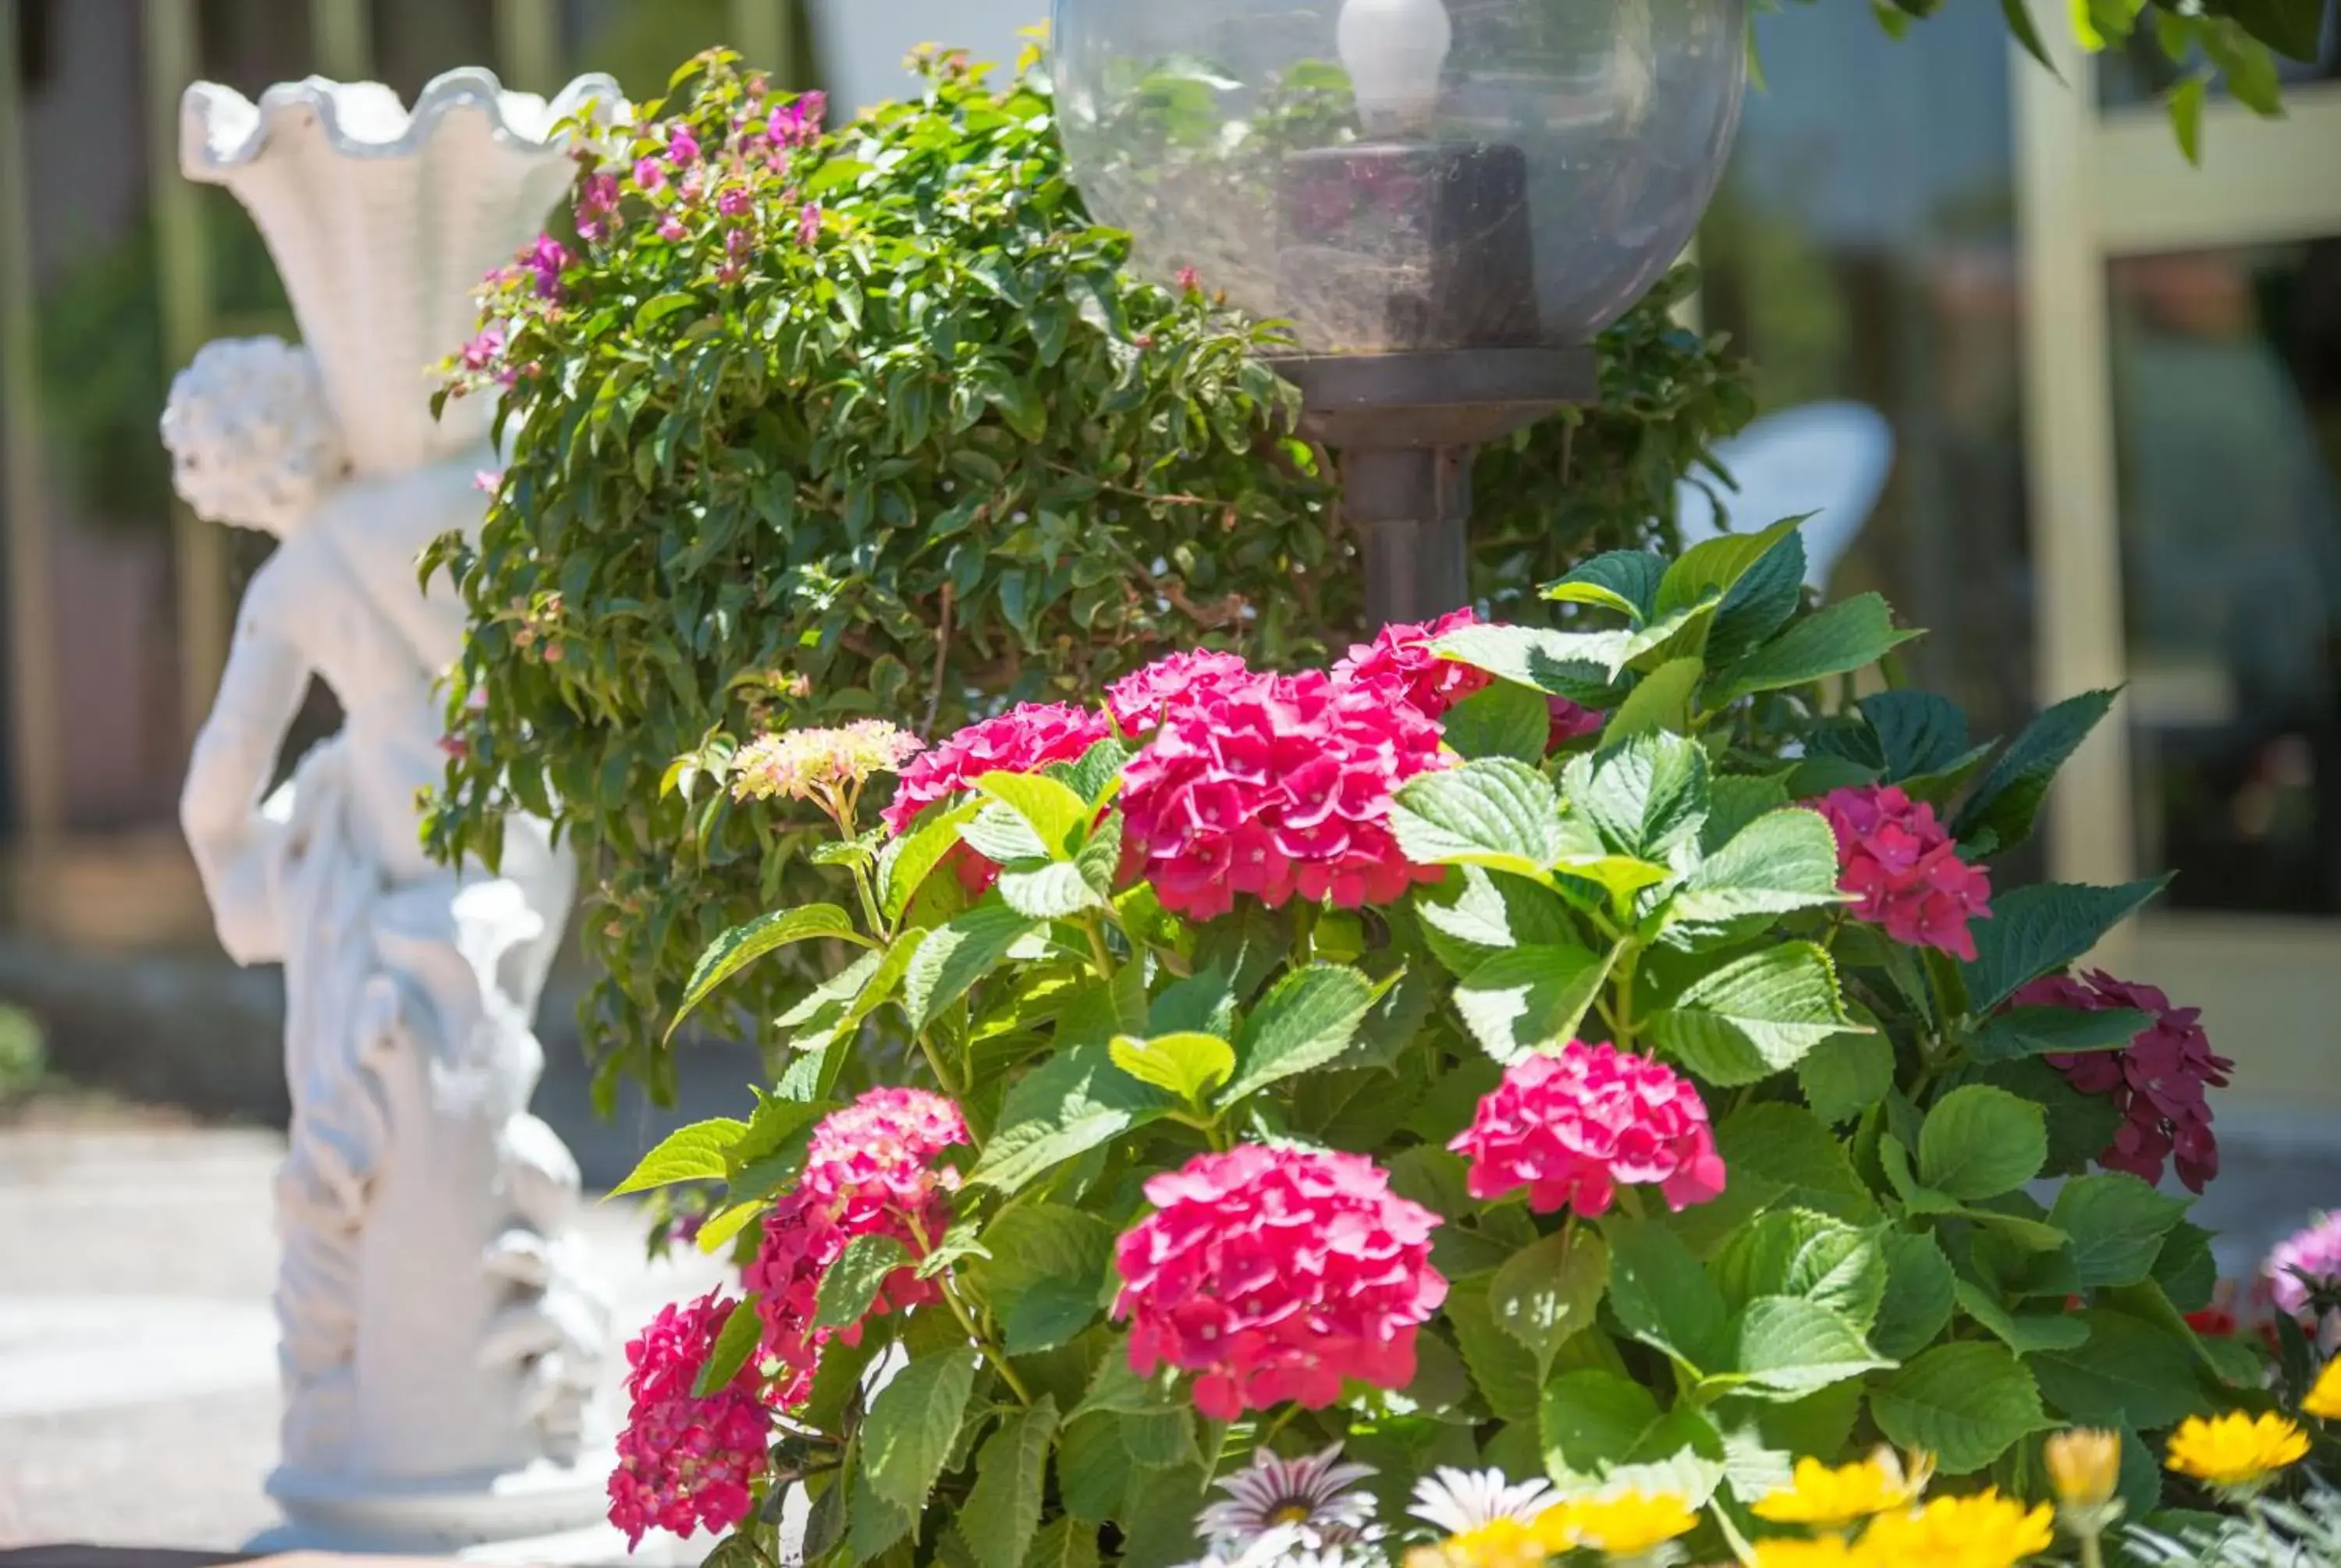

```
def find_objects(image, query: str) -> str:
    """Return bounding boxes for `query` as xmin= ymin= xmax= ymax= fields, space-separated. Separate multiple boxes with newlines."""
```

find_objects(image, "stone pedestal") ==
xmin=163 ymin=67 xmax=628 ymax=1557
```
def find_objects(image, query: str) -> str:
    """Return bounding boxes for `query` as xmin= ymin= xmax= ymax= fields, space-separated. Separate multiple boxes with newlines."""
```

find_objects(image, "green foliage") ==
xmin=425 ymin=48 xmax=1754 ymax=1102
xmin=1770 ymin=0 xmax=2324 ymax=162
xmin=609 ymin=520 xmax=2237 ymax=1566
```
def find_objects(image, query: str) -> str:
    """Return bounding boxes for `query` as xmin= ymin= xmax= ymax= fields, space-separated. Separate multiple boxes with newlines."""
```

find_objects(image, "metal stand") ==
xmin=1277 ymin=347 xmax=1599 ymax=625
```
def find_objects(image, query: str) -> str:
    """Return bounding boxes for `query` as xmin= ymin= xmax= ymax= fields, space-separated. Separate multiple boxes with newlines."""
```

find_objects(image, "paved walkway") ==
xmin=0 ymin=1129 xmax=723 ymax=1552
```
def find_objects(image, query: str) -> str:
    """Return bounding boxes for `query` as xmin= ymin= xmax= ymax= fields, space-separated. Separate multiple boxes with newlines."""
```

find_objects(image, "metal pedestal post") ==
xmin=1346 ymin=445 xmax=1475 ymax=627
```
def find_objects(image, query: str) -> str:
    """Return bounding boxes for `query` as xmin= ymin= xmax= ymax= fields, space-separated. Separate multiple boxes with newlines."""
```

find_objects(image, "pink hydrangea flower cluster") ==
xmin=1813 ymin=783 xmax=1994 ymax=960
xmin=1450 ymin=1041 xmax=1727 ymax=1216
xmin=1121 ymin=668 xmax=1448 ymax=920
xmin=1332 ymin=607 xmax=1491 ymax=719
xmin=2013 ymin=969 xmax=2232 ymax=1192
xmin=1105 ymin=648 xmax=1252 ymax=733
xmin=607 ymin=1290 xmax=773 ymax=1547
xmin=744 ymin=1087 xmax=970 ymax=1407
xmin=1113 ymin=1144 xmax=1446 ymax=1421
xmin=2265 ymin=1213 xmax=2341 ymax=1318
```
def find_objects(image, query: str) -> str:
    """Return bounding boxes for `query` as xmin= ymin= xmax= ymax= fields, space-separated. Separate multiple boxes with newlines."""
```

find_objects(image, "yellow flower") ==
xmin=1752 ymin=1452 xmax=1921 ymax=1530
xmin=1856 ymin=1490 xmax=2055 ymax=1568
xmin=2164 ymin=1411 xmax=2311 ymax=1490
xmin=2303 ymin=1359 xmax=2341 ymax=1421
xmin=2044 ymin=1428 xmax=2123 ymax=1510
xmin=1749 ymin=1540 xmax=1868 ymax=1568
xmin=1534 ymin=1490 xmax=1698 ymax=1558
xmin=1403 ymin=1517 xmax=1559 ymax=1568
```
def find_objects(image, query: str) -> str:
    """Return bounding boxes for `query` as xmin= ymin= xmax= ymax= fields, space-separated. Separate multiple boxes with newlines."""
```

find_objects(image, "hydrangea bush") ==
xmin=607 ymin=521 xmax=2258 ymax=1568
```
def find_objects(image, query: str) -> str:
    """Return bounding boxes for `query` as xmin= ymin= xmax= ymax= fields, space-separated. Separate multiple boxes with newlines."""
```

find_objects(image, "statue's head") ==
xmin=161 ymin=335 xmax=350 ymax=536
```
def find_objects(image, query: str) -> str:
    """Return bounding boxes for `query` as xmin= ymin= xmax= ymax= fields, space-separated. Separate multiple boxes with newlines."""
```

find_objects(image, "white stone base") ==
xmin=244 ymin=1456 xmax=655 ymax=1563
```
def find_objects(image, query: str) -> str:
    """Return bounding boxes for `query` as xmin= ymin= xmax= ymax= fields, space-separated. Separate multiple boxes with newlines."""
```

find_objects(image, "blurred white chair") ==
xmin=1675 ymin=400 xmax=1895 ymax=593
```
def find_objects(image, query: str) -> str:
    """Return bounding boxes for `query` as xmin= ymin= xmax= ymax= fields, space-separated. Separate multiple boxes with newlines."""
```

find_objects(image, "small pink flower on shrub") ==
xmin=1121 ymin=668 xmax=1447 ymax=920
xmin=458 ymin=326 xmax=504 ymax=373
xmin=1333 ymin=606 xmax=1490 ymax=719
xmin=2014 ymin=968 xmax=2231 ymax=1193
xmin=1813 ymin=783 xmax=1993 ymax=960
xmin=744 ymin=1087 xmax=970 ymax=1407
xmin=666 ymin=124 xmax=702 ymax=164
xmin=2265 ymin=1213 xmax=2341 ymax=1318
xmin=633 ymin=156 xmax=668 ymax=193
xmin=1450 ymin=1041 xmax=1727 ymax=1216
xmin=523 ymin=234 xmax=570 ymax=300
xmin=1105 ymin=648 xmax=1252 ymax=733
xmin=607 ymin=1290 xmax=772 ymax=1546
xmin=1112 ymin=1144 xmax=1446 ymax=1421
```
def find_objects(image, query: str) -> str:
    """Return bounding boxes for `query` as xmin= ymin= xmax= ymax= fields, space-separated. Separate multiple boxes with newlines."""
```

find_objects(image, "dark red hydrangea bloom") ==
xmin=1120 ymin=667 xmax=1448 ymax=920
xmin=1813 ymin=783 xmax=1994 ymax=960
xmin=744 ymin=1088 xmax=970 ymax=1407
xmin=1105 ymin=648 xmax=1253 ymax=733
xmin=2012 ymin=968 xmax=2232 ymax=1192
xmin=1449 ymin=1041 xmax=1727 ymax=1216
xmin=607 ymin=1291 xmax=772 ymax=1547
xmin=1547 ymin=696 xmax=1606 ymax=751
xmin=1113 ymin=1144 xmax=1446 ymax=1421
xmin=1332 ymin=607 xmax=1491 ymax=719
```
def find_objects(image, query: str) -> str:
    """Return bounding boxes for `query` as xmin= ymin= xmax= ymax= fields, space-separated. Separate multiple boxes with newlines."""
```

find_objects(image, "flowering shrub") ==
xmin=421 ymin=46 xmax=1758 ymax=1099
xmin=605 ymin=520 xmax=2254 ymax=1568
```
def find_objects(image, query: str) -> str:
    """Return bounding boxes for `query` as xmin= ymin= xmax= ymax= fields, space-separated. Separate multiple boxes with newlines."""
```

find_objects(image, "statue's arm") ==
xmin=180 ymin=584 xmax=312 ymax=966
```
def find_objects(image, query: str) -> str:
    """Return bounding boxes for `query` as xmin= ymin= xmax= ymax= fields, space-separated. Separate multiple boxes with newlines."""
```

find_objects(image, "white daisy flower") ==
xmin=1196 ymin=1444 xmax=1382 ymax=1553
xmin=1405 ymin=1468 xmax=1559 ymax=1537
xmin=1180 ymin=1531 xmax=1389 ymax=1568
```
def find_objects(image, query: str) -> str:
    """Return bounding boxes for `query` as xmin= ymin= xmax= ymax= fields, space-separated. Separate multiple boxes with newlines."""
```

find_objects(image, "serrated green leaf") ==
xmin=1056 ymin=1413 xmax=1134 ymax=1523
xmin=974 ymin=771 xmax=1093 ymax=859
xmin=1871 ymin=1230 xmax=1958 ymax=1360
xmin=1021 ymin=1517 xmax=1100 ymax=1568
xmin=1047 ymin=737 xmax=1134 ymax=807
xmin=905 ymin=905 xmax=1046 ymax=1026
xmin=1952 ymin=1277 xmax=2091 ymax=1353
xmin=1657 ymin=518 xmax=1806 ymax=619
xmin=691 ymin=1293 xmax=765 ymax=1396
xmin=961 ymin=1395 xmax=1060 ymax=1568
xmin=1002 ymin=1279 xmax=1099 ymax=1354
xmin=997 ymin=859 xmax=1110 ymax=919
xmin=1490 ymin=1229 xmax=1609 ymax=1373
xmin=1716 ymin=594 xmax=1918 ymax=702
xmin=1110 ymin=1031 xmax=1234 ymax=1103
xmin=1416 ymin=864 xmax=1582 ymax=974
xmin=1444 ymin=1275 xmax=1544 ymax=1423
xmin=2051 ymin=1173 xmax=2191 ymax=1290
xmin=1967 ymin=1004 xmax=2151 ymax=1064
xmin=1917 ymin=1084 xmax=2047 ymax=1201
xmin=668 ymin=905 xmax=867 ymax=1041
xmin=1952 ymin=689 xmax=2119 ymax=853
xmin=970 ymin=1045 xmax=1172 ymax=1193
xmin=1390 ymin=758 xmax=1571 ymax=878
xmin=1542 ymin=550 xmax=1664 ymax=622
xmin=1711 ymin=1210 xmax=1886 ymax=1330
xmin=694 ymin=1198 xmax=767 ymax=1255
xmin=1870 ymin=1341 xmax=2047 ymax=1474
xmin=815 ymin=1233 xmax=912 ymax=1331
xmin=1435 ymin=621 xmax=1638 ymax=692
xmin=968 ymin=1204 xmax=1114 ymax=1306
xmin=1961 ymin=879 xmax=2167 ymax=1013
xmin=1442 ymin=679 xmax=1554 ymax=765
xmin=1648 ymin=941 xmax=1850 ymax=1087
xmin=964 ymin=802 xmax=1053 ymax=864
xmin=1607 ymin=657 xmax=1704 ymax=740
xmin=1451 ymin=942 xmax=1611 ymax=1063
xmin=2029 ymin=1308 xmax=2208 ymax=1429
xmin=609 ymin=1117 xmax=747 ymax=1197
xmin=1563 ymin=732 xmax=1710 ymax=861
xmin=1221 ymin=964 xmax=1379 ymax=1104
xmin=1672 ymin=807 xmax=1845 ymax=924
xmin=865 ymin=1345 xmax=979 ymax=1512
xmin=1725 ymin=1297 xmax=1892 ymax=1399
xmin=1540 ymin=1368 xmax=1665 ymax=1481
xmin=1798 ymin=1030 xmax=1895 ymax=1127
xmin=1604 ymin=1215 xmax=1730 ymax=1375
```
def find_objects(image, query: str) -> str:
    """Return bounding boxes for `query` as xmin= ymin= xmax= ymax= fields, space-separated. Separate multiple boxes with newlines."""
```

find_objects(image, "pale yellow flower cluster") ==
xmin=730 ymin=719 xmax=922 ymax=833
